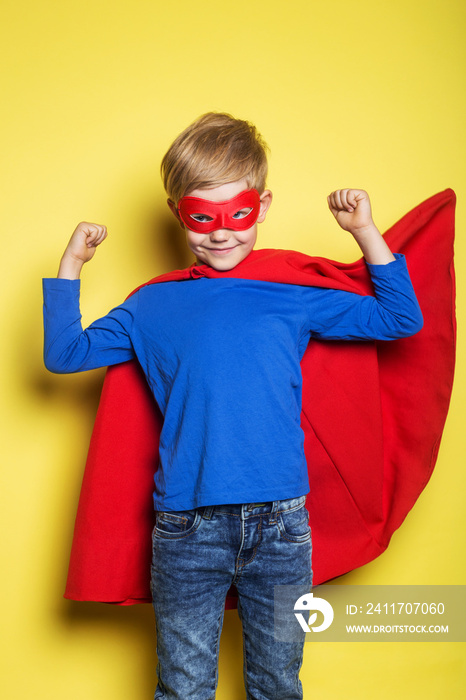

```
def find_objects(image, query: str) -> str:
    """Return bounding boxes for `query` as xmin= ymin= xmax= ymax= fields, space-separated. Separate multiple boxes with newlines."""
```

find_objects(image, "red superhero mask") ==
xmin=177 ymin=189 xmax=261 ymax=234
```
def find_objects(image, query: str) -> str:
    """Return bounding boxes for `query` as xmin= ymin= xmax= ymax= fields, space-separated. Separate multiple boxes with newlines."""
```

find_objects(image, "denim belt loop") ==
xmin=269 ymin=500 xmax=280 ymax=525
xmin=202 ymin=505 xmax=214 ymax=520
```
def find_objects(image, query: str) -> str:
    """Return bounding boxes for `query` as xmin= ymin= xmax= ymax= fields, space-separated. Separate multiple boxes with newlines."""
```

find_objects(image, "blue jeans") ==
xmin=150 ymin=495 xmax=312 ymax=700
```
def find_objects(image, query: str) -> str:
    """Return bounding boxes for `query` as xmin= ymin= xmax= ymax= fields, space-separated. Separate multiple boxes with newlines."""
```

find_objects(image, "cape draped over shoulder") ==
xmin=63 ymin=189 xmax=456 ymax=607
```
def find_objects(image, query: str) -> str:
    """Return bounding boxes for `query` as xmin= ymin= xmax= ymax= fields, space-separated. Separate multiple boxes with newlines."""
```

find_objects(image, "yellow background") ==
xmin=1 ymin=0 xmax=465 ymax=697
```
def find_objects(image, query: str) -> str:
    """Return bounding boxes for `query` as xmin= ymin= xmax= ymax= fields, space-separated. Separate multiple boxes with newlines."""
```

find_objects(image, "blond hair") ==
xmin=161 ymin=112 xmax=269 ymax=204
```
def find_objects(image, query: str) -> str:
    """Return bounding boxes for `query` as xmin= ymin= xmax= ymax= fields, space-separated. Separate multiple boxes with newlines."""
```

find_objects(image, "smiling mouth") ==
xmin=205 ymin=246 xmax=238 ymax=254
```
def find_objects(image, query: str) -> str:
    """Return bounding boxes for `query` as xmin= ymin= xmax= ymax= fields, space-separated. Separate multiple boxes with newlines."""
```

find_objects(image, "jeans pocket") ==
xmin=153 ymin=508 xmax=202 ymax=540
xmin=277 ymin=503 xmax=311 ymax=543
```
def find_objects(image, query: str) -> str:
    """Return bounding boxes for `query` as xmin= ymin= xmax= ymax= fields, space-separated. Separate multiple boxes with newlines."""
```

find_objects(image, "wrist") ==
xmin=348 ymin=222 xmax=379 ymax=243
xmin=58 ymin=252 xmax=84 ymax=279
xmin=351 ymin=224 xmax=396 ymax=265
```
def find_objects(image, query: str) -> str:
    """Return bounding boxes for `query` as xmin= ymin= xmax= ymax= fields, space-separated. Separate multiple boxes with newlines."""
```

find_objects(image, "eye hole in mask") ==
xmin=189 ymin=208 xmax=253 ymax=224
xmin=178 ymin=189 xmax=261 ymax=234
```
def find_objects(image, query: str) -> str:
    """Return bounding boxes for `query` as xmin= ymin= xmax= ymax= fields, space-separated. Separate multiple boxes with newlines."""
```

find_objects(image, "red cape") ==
xmin=64 ymin=189 xmax=456 ymax=607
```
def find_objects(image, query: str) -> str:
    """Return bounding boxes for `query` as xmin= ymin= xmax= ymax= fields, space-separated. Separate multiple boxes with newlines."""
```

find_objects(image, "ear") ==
xmin=167 ymin=198 xmax=184 ymax=228
xmin=257 ymin=190 xmax=273 ymax=223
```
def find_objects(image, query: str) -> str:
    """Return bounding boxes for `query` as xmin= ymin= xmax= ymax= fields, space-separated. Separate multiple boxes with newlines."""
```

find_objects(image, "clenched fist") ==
xmin=58 ymin=222 xmax=108 ymax=279
xmin=327 ymin=189 xmax=374 ymax=235
xmin=327 ymin=189 xmax=395 ymax=265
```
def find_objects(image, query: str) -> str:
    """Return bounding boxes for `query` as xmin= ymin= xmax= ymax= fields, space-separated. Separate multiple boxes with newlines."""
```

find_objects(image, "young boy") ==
xmin=43 ymin=112 xmax=423 ymax=700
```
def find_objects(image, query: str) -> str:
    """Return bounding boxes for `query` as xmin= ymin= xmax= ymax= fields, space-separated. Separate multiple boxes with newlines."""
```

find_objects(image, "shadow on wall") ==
xmin=146 ymin=207 xmax=194 ymax=274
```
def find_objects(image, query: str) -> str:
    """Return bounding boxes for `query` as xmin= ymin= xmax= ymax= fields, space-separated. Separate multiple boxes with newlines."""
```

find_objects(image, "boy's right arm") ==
xmin=43 ymin=223 xmax=136 ymax=373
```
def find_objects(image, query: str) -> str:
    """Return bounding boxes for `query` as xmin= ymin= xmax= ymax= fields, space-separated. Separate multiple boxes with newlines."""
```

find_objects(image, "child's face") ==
xmin=171 ymin=179 xmax=272 ymax=271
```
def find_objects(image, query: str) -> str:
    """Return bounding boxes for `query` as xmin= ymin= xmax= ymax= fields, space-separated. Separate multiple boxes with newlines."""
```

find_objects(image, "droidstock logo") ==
xmin=294 ymin=592 xmax=334 ymax=633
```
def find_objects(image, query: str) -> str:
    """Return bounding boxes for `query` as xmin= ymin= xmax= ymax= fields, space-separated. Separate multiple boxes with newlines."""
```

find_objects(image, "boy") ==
xmin=43 ymin=112 xmax=423 ymax=700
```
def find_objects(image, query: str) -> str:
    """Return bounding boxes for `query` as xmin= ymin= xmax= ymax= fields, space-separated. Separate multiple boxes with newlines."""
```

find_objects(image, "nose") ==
xmin=209 ymin=228 xmax=229 ymax=242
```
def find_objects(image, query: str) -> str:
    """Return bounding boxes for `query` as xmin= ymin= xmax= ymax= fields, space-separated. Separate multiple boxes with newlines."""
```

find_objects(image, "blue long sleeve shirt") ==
xmin=43 ymin=254 xmax=423 ymax=511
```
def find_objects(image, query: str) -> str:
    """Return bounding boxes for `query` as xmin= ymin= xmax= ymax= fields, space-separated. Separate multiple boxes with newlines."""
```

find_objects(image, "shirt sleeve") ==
xmin=43 ymin=278 xmax=138 ymax=373
xmin=302 ymin=254 xmax=424 ymax=341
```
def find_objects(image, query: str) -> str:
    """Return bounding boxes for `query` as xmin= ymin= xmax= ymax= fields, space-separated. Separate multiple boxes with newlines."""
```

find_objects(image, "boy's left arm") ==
xmin=327 ymin=189 xmax=395 ymax=265
xmin=311 ymin=188 xmax=423 ymax=341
